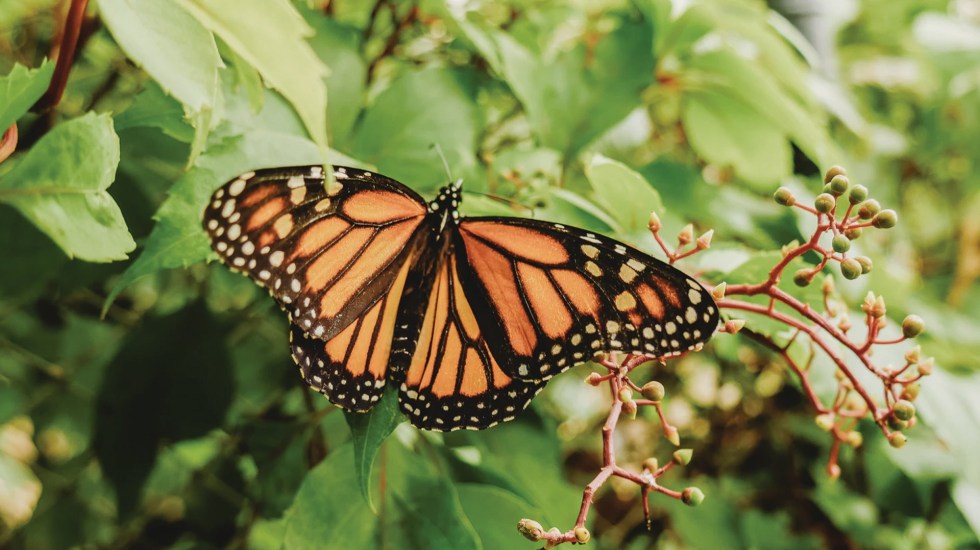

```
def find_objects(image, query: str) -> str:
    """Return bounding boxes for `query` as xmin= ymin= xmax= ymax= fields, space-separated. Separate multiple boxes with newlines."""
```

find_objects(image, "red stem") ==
xmin=34 ymin=0 xmax=90 ymax=112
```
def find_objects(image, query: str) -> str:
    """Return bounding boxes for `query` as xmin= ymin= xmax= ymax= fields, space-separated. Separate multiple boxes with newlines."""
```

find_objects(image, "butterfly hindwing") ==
xmin=456 ymin=218 xmax=719 ymax=380
xmin=203 ymin=166 xmax=428 ymax=342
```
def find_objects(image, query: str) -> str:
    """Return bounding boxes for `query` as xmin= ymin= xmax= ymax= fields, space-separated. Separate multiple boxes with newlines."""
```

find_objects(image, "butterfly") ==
xmin=203 ymin=165 xmax=719 ymax=430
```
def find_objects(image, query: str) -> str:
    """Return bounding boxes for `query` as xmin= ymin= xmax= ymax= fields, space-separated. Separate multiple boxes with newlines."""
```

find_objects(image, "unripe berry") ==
xmin=793 ymin=269 xmax=812 ymax=287
xmin=814 ymin=193 xmax=836 ymax=213
xmin=574 ymin=527 xmax=591 ymax=543
xmin=858 ymin=199 xmax=881 ymax=220
xmin=618 ymin=387 xmax=633 ymax=403
xmin=815 ymin=413 xmax=835 ymax=431
xmin=902 ymin=315 xmax=925 ymax=338
xmin=893 ymin=400 xmax=916 ymax=421
xmin=586 ymin=372 xmax=603 ymax=386
xmin=902 ymin=383 xmax=921 ymax=401
xmin=642 ymin=457 xmax=660 ymax=472
xmin=848 ymin=184 xmax=869 ymax=204
xmin=832 ymin=234 xmax=851 ymax=253
xmin=888 ymin=432 xmax=907 ymax=448
xmin=917 ymin=357 xmax=935 ymax=376
xmin=844 ymin=227 xmax=863 ymax=240
xmin=872 ymin=209 xmax=898 ymax=229
xmin=641 ymin=381 xmax=665 ymax=402
xmin=855 ymin=256 xmax=873 ymax=274
xmin=682 ymin=487 xmax=705 ymax=506
xmin=827 ymin=175 xmax=849 ymax=196
xmin=773 ymin=187 xmax=796 ymax=206
xmin=847 ymin=431 xmax=863 ymax=448
xmin=840 ymin=258 xmax=862 ymax=280
xmin=672 ymin=448 xmax=693 ymax=465
xmin=823 ymin=165 xmax=847 ymax=183
xmin=517 ymin=519 xmax=544 ymax=541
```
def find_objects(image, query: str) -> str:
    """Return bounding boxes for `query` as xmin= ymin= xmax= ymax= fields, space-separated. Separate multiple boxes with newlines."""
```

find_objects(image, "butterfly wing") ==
xmin=391 ymin=243 xmax=545 ymax=431
xmin=203 ymin=166 xmax=428 ymax=342
xmin=456 ymin=218 xmax=719 ymax=380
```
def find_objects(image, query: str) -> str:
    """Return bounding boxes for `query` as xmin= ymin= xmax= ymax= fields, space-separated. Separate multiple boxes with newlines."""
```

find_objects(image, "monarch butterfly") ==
xmin=203 ymin=165 xmax=718 ymax=430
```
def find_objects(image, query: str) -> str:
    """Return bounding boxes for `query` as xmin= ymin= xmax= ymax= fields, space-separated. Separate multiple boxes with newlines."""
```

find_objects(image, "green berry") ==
xmin=888 ymin=432 xmax=907 ymax=449
xmin=815 ymin=413 xmax=835 ymax=431
xmin=849 ymin=184 xmax=869 ymax=204
xmin=643 ymin=457 xmax=659 ymax=472
xmin=855 ymin=256 xmax=873 ymax=274
xmin=773 ymin=187 xmax=796 ymax=206
xmin=832 ymin=234 xmax=851 ymax=253
xmin=814 ymin=193 xmax=836 ymax=213
xmin=844 ymin=227 xmax=863 ymax=240
xmin=902 ymin=315 xmax=925 ymax=338
xmin=858 ymin=199 xmax=881 ymax=220
xmin=840 ymin=258 xmax=862 ymax=280
xmin=893 ymin=400 xmax=916 ymax=421
xmin=828 ymin=175 xmax=849 ymax=196
xmin=673 ymin=448 xmax=693 ymax=466
xmin=793 ymin=269 xmax=812 ymax=287
xmin=823 ymin=165 xmax=847 ymax=184
xmin=574 ymin=527 xmax=591 ymax=543
xmin=872 ymin=209 xmax=898 ymax=229
xmin=641 ymin=381 xmax=665 ymax=402
xmin=682 ymin=487 xmax=705 ymax=506
xmin=902 ymin=383 xmax=921 ymax=401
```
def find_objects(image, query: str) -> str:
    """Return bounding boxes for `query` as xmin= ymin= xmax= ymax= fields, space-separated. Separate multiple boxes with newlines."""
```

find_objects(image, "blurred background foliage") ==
xmin=0 ymin=0 xmax=979 ymax=548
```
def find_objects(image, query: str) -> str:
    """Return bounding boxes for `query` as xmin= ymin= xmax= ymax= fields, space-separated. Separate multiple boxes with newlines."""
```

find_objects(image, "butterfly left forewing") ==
xmin=456 ymin=217 xmax=719 ymax=380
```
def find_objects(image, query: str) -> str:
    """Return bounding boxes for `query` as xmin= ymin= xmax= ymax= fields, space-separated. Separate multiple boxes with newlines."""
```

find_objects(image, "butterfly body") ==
xmin=204 ymin=165 xmax=718 ymax=430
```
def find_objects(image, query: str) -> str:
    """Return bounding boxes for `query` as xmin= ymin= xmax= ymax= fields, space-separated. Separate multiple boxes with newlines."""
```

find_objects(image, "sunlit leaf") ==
xmin=0 ymin=60 xmax=54 ymax=131
xmin=345 ymin=389 xmax=403 ymax=512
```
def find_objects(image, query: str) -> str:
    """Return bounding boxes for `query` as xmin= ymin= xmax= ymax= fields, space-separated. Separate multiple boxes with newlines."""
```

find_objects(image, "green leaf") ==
xmin=177 ymin=0 xmax=330 ymax=160
xmin=0 ymin=60 xmax=54 ymax=131
xmin=351 ymin=68 xmax=479 ymax=190
xmin=682 ymin=88 xmax=791 ymax=185
xmin=457 ymin=484 xmax=545 ymax=549
xmin=0 ymin=113 xmax=134 ymax=262
xmin=302 ymin=11 xmax=366 ymax=145
xmin=391 ymin=473 xmax=481 ymax=550
xmin=344 ymin=389 xmax=403 ymax=512
xmin=283 ymin=445 xmax=378 ymax=549
xmin=586 ymin=154 xmax=664 ymax=234
xmin=103 ymin=130 xmax=324 ymax=310
xmin=97 ymin=0 xmax=221 ymax=113
xmin=114 ymin=80 xmax=194 ymax=142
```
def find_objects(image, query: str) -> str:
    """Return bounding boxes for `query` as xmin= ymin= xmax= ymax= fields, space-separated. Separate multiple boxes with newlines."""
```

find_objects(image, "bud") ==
xmin=793 ymin=269 xmax=813 ymax=287
xmin=846 ymin=431 xmax=863 ymax=448
xmin=773 ymin=186 xmax=796 ymax=206
xmin=574 ymin=527 xmax=591 ymax=544
xmin=648 ymin=210 xmax=662 ymax=232
xmin=664 ymin=425 xmax=680 ymax=446
xmin=902 ymin=315 xmax=925 ymax=338
xmin=828 ymin=463 xmax=841 ymax=480
xmin=901 ymin=383 xmax=921 ymax=401
xmin=838 ymin=314 xmax=852 ymax=332
xmin=711 ymin=282 xmax=727 ymax=300
xmin=517 ymin=519 xmax=545 ymax=541
xmin=696 ymin=229 xmax=714 ymax=249
xmin=642 ymin=457 xmax=660 ymax=472
xmin=823 ymin=165 xmax=847 ymax=183
xmin=858 ymin=199 xmax=881 ymax=220
xmin=872 ymin=209 xmax=898 ymax=229
xmin=904 ymin=345 xmax=921 ymax=364
xmin=893 ymin=400 xmax=916 ymax=421
xmin=917 ymin=357 xmax=934 ymax=376
xmin=887 ymin=432 xmax=907 ymax=449
xmin=855 ymin=256 xmax=873 ymax=274
xmin=681 ymin=487 xmax=705 ymax=506
xmin=840 ymin=258 xmax=862 ymax=280
xmin=814 ymin=193 xmax=836 ymax=213
xmin=848 ymin=184 xmax=869 ymax=204
xmin=641 ymin=381 xmax=665 ymax=402
xmin=827 ymin=174 xmax=849 ymax=196
xmin=832 ymin=234 xmax=851 ymax=253
xmin=815 ymin=413 xmax=835 ymax=431
xmin=673 ymin=448 xmax=693 ymax=465
xmin=586 ymin=372 xmax=603 ymax=386
xmin=618 ymin=387 xmax=633 ymax=403
xmin=844 ymin=227 xmax=863 ymax=240
xmin=724 ymin=319 xmax=745 ymax=334
xmin=871 ymin=295 xmax=887 ymax=318
xmin=822 ymin=275 xmax=835 ymax=295
xmin=623 ymin=398 xmax=638 ymax=419
xmin=678 ymin=224 xmax=694 ymax=245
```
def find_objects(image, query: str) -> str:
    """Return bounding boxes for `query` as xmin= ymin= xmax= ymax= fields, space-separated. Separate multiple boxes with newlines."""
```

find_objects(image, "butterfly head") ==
xmin=429 ymin=179 xmax=464 ymax=230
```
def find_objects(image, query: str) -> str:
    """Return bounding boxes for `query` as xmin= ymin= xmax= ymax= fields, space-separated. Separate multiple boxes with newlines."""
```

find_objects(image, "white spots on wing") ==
xmin=614 ymin=244 xmax=626 ymax=255
xmin=269 ymin=250 xmax=285 ymax=267
xmin=581 ymin=244 xmax=599 ymax=259
xmin=232 ymin=257 xmax=245 ymax=267
xmin=615 ymin=291 xmax=636 ymax=311
xmin=227 ymin=224 xmax=241 ymax=241
xmin=314 ymin=198 xmax=331 ymax=212
xmin=571 ymin=333 xmax=582 ymax=346
xmin=619 ymin=263 xmax=638 ymax=283
xmin=241 ymin=241 xmax=255 ymax=255
xmin=665 ymin=321 xmax=677 ymax=335
xmin=207 ymin=219 xmax=218 ymax=230
xmin=585 ymin=261 xmax=602 ymax=277
xmin=258 ymin=270 xmax=271 ymax=280
xmin=689 ymin=288 xmax=702 ymax=305
xmin=685 ymin=306 xmax=697 ymax=324
xmin=642 ymin=327 xmax=654 ymax=339
xmin=327 ymin=180 xmax=344 ymax=196
xmin=606 ymin=320 xmax=620 ymax=334
xmin=286 ymin=262 xmax=297 ymax=275
xmin=228 ymin=178 xmax=247 ymax=197
xmin=290 ymin=186 xmax=307 ymax=205
xmin=221 ymin=199 xmax=235 ymax=218
xmin=287 ymin=175 xmax=305 ymax=188
xmin=216 ymin=241 xmax=228 ymax=252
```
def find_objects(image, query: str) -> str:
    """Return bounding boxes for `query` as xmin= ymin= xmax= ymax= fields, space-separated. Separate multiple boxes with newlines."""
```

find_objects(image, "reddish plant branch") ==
xmin=34 ymin=0 xmax=90 ymax=113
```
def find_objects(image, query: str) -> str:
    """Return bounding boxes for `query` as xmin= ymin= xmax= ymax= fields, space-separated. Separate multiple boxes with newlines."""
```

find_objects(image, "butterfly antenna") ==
xmin=430 ymin=144 xmax=460 ymax=189
xmin=465 ymin=190 xmax=536 ymax=216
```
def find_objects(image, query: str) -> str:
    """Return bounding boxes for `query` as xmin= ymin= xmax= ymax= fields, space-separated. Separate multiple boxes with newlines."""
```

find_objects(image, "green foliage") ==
xmin=1 ymin=0 xmax=977 ymax=548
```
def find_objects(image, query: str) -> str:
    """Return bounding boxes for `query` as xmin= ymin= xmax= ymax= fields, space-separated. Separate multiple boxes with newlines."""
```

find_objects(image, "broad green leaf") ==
xmin=682 ymin=88 xmax=791 ymax=185
xmin=103 ymin=130 xmax=324 ymax=310
xmin=457 ymin=484 xmax=545 ymax=549
xmin=177 ymin=0 xmax=330 ymax=161
xmin=283 ymin=445 xmax=378 ymax=549
xmin=114 ymin=80 xmax=194 ymax=143
xmin=97 ymin=0 xmax=221 ymax=113
xmin=586 ymin=154 xmax=664 ymax=234
xmin=391 ymin=474 xmax=481 ymax=550
xmin=351 ymin=68 xmax=479 ymax=190
xmin=0 ymin=60 xmax=54 ymax=131
xmin=0 ymin=113 xmax=134 ymax=262
xmin=302 ymin=11 xmax=366 ymax=145
xmin=344 ymin=389 xmax=403 ymax=512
